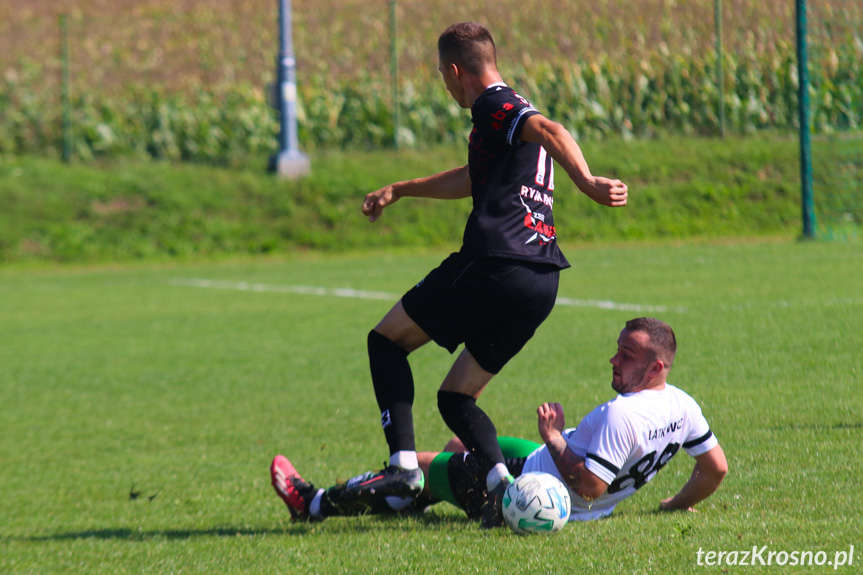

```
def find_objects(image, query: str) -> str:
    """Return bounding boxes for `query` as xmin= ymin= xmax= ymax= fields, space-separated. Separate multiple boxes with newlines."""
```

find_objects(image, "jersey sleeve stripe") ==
xmin=506 ymin=106 xmax=538 ymax=145
xmin=586 ymin=453 xmax=620 ymax=475
xmin=683 ymin=430 xmax=714 ymax=449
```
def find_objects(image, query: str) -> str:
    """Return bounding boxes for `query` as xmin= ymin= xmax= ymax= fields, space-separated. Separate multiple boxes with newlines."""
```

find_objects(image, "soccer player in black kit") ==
xmin=272 ymin=22 xmax=629 ymax=527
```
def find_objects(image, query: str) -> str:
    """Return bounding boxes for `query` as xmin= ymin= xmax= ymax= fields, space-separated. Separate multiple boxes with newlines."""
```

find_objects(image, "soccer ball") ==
xmin=502 ymin=472 xmax=571 ymax=535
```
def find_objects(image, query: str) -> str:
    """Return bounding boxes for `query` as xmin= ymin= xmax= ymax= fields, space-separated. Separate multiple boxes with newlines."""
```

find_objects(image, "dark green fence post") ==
xmin=390 ymin=0 xmax=399 ymax=149
xmin=796 ymin=0 xmax=816 ymax=238
xmin=60 ymin=14 xmax=72 ymax=163
xmin=715 ymin=0 xmax=725 ymax=137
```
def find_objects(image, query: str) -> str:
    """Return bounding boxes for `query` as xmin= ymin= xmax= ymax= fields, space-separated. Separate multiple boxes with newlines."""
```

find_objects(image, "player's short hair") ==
xmin=438 ymin=22 xmax=497 ymax=76
xmin=625 ymin=317 xmax=677 ymax=367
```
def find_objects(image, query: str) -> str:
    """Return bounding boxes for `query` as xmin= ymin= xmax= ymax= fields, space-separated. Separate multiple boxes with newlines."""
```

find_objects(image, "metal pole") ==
xmin=796 ymin=0 xmax=816 ymax=238
xmin=60 ymin=14 xmax=72 ymax=163
xmin=390 ymin=0 xmax=399 ymax=149
xmin=714 ymin=0 xmax=725 ymax=137
xmin=270 ymin=0 xmax=310 ymax=177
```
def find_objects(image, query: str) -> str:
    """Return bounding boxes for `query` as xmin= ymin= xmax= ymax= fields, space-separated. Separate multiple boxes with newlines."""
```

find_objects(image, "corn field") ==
xmin=0 ymin=0 xmax=861 ymax=159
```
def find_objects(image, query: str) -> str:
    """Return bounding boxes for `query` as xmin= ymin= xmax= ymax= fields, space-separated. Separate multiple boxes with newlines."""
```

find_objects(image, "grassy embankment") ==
xmin=0 ymin=134 xmax=808 ymax=264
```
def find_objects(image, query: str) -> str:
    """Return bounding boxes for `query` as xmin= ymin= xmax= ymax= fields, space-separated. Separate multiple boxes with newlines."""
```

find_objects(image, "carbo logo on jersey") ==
xmin=520 ymin=195 xmax=556 ymax=245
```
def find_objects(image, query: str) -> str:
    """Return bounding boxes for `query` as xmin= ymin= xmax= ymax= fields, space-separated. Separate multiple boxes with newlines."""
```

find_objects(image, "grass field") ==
xmin=1 ymin=240 xmax=861 ymax=573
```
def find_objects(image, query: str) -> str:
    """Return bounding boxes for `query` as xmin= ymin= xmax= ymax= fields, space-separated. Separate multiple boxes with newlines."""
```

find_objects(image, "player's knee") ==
xmin=368 ymin=329 xmax=408 ymax=358
xmin=443 ymin=437 xmax=467 ymax=453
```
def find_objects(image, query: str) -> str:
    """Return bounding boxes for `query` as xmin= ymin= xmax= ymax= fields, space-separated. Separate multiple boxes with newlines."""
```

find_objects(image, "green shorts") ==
xmin=428 ymin=436 xmax=541 ymax=517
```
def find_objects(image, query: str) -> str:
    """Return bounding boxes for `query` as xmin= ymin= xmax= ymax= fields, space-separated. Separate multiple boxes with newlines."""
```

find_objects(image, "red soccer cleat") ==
xmin=270 ymin=455 xmax=317 ymax=521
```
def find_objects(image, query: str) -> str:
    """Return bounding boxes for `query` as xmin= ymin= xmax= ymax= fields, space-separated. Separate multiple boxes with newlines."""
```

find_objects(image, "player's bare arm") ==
xmin=362 ymin=164 xmax=471 ymax=222
xmin=537 ymin=402 xmax=608 ymax=501
xmin=659 ymin=444 xmax=728 ymax=512
xmin=519 ymin=114 xmax=628 ymax=208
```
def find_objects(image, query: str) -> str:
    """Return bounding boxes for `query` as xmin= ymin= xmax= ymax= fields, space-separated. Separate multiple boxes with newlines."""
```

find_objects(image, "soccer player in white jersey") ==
xmin=525 ymin=316 xmax=727 ymax=519
xmin=271 ymin=318 xmax=727 ymax=523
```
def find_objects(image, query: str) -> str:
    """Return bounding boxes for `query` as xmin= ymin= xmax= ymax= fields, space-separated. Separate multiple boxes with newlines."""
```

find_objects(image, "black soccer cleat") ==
xmin=480 ymin=474 xmax=514 ymax=529
xmin=335 ymin=464 xmax=425 ymax=510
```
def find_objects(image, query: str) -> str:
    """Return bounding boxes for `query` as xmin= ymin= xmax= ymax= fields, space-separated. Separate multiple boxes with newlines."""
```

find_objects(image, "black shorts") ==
xmin=401 ymin=252 xmax=560 ymax=374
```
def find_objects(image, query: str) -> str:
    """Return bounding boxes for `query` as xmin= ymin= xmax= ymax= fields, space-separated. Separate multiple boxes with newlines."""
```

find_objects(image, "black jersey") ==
xmin=461 ymin=84 xmax=570 ymax=269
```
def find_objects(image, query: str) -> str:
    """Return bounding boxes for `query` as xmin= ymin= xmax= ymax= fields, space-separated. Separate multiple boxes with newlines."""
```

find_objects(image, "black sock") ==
xmin=437 ymin=390 xmax=505 ymax=470
xmin=368 ymin=330 xmax=415 ymax=455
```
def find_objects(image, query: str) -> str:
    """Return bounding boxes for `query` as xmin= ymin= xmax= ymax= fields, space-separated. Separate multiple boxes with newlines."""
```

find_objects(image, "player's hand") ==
xmin=580 ymin=176 xmax=628 ymax=207
xmin=659 ymin=497 xmax=697 ymax=513
xmin=537 ymin=402 xmax=566 ymax=443
xmin=362 ymin=184 xmax=400 ymax=223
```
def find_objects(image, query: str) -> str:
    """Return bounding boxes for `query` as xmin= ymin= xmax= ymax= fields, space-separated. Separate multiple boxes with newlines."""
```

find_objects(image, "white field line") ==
xmin=170 ymin=278 xmax=394 ymax=301
xmin=555 ymin=296 xmax=685 ymax=314
xmin=171 ymin=278 xmax=684 ymax=313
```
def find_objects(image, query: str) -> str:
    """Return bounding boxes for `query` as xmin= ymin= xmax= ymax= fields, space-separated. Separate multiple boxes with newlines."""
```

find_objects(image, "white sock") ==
xmin=308 ymin=488 xmax=325 ymax=518
xmin=389 ymin=450 xmax=419 ymax=470
xmin=486 ymin=463 xmax=511 ymax=492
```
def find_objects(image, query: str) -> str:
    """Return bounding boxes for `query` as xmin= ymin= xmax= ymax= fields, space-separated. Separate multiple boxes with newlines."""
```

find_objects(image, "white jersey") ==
xmin=523 ymin=383 xmax=719 ymax=521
